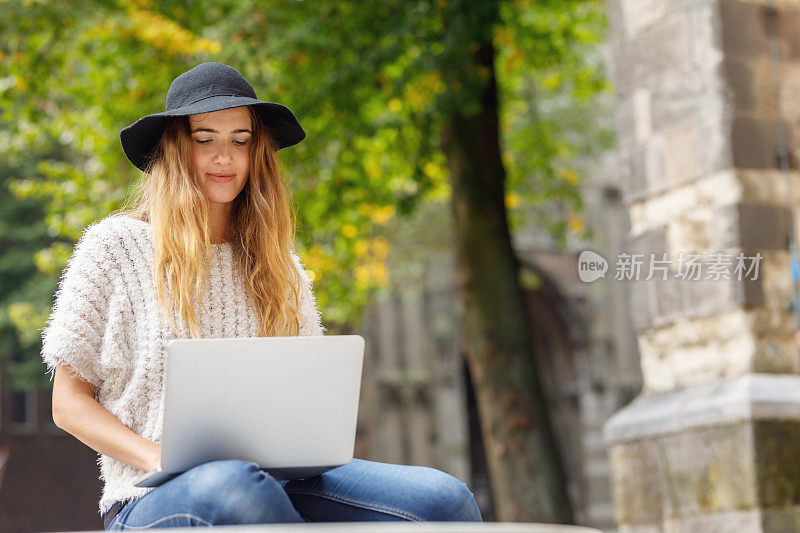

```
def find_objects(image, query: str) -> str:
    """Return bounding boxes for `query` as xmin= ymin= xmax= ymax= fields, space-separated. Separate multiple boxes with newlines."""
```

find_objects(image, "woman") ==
xmin=41 ymin=62 xmax=482 ymax=529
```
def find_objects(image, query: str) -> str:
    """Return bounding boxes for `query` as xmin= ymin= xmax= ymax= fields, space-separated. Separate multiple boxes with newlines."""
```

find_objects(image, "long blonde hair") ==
xmin=113 ymin=106 xmax=304 ymax=338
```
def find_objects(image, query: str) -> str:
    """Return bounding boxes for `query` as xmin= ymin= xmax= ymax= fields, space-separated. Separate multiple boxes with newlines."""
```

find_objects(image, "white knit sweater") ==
xmin=39 ymin=215 xmax=326 ymax=516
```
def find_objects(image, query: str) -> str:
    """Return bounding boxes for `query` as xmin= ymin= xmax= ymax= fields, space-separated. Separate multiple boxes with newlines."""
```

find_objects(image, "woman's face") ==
xmin=189 ymin=106 xmax=252 ymax=207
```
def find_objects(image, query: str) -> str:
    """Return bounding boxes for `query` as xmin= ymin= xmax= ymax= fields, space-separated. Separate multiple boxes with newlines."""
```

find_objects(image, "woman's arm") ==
xmin=52 ymin=363 xmax=161 ymax=472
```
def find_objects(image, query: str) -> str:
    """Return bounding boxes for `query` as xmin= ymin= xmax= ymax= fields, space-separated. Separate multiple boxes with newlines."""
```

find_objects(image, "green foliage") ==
xmin=0 ymin=158 xmax=56 ymax=390
xmin=497 ymin=0 xmax=613 ymax=246
xmin=1 ymin=0 xmax=611 ymax=390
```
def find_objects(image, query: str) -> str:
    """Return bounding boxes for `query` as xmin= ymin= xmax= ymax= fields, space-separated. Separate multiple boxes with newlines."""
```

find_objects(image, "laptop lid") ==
xmin=159 ymin=335 xmax=365 ymax=476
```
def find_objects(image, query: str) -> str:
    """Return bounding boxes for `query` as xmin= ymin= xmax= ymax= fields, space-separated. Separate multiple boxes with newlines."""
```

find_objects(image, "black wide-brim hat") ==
xmin=120 ymin=62 xmax=306 ymax=171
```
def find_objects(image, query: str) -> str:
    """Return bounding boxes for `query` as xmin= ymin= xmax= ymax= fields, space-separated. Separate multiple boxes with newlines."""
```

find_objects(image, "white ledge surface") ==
xmin=604 ymin=372 xmax=800 ymax=445
xmin=65 ymin=522 xmax=604 ymax=533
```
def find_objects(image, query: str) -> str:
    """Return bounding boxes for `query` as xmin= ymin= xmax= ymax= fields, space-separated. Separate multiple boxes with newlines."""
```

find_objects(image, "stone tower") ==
xmin=604 ymin=0 xmax=800 ymax=531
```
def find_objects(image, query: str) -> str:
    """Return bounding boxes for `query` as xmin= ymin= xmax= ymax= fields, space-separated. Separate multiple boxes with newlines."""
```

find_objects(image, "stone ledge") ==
xmin=604 ymin=372 xmax=800 ymax=445
xmin=68 ymin=522 xmax=605 ymax=533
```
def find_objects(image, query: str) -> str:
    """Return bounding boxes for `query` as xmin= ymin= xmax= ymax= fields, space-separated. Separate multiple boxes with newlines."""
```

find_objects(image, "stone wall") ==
xmin=605 ymin=0 xmax=800 ymax=531
xmin=608 ymin=0 xmax=800 ymax=396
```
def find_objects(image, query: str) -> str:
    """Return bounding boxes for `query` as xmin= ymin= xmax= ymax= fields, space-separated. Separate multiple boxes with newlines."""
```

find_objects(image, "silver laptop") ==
xmin=133 ymin=335 xmax=365 ymax=487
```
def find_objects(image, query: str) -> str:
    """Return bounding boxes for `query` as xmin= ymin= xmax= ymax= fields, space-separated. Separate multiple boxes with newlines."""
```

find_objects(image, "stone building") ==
xmin=603 ymin=0 xmax=800 ymax=531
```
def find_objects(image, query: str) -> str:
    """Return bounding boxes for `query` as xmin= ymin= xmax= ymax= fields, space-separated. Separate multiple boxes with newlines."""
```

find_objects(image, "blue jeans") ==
xmin=107 ymin=458 xmax=483 ymax=528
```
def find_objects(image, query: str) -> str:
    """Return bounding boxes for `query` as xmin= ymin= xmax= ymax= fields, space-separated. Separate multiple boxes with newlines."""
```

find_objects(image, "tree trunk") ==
xmin=439 ymin=0 xmax=574 ymax=523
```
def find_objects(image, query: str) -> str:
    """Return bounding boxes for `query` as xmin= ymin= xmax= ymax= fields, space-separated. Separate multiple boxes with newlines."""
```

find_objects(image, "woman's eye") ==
xmin=194 ymin=138 xmax=248 ymax=145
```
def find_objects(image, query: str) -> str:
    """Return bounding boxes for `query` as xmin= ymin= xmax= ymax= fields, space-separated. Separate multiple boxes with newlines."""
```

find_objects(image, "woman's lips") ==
xmin=207 ymin=172 xmax=235 ymax=183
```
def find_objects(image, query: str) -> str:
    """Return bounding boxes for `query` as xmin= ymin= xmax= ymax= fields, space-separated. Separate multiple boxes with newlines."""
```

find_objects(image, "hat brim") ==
xmin=120 ymin=95 xmax=306 ymax=172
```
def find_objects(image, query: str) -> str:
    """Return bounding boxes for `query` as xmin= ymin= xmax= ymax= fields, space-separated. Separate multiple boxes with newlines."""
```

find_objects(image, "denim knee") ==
xmin=413 ymin=468 xmax=483 ymax=522
xmin=182 ymin=459 xmax=300 ymax=524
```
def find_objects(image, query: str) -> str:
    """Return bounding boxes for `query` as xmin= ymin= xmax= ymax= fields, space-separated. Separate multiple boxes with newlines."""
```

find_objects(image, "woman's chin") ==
xmin=205 ymin=193 xmax=239 ymax=206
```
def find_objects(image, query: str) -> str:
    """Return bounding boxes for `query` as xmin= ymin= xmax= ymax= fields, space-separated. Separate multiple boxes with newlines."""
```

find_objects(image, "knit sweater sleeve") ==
xmin=40 ymin=220 xmax=118 ymax=390
xmin=291 ymin=250 xmax=326 ymax=336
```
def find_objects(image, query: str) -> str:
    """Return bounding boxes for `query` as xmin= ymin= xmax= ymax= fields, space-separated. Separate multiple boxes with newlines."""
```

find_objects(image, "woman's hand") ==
xmin=147 ymin=444 xmax=162 ymax=472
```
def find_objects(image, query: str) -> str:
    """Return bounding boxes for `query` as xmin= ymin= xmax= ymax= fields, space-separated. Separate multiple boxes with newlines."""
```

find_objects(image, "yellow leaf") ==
xmin=426 ymin=180 xmax=451 ymax=201
xmin=556 ymin=167 xmax=580 ymax=185
xmin=404 ymin=86 xmax=427 ymax=113
xmin=304 ymin=245 xmax=336 ymax=277
xmin=374 ymin=262 xmax=389 ymax=285
xmin=342 ymin=224 xmax=357 ymax=238
xmin=423 ymin=161 xmax=445 ymax=181
xmin=371 ymin=237 xmax=391 ymax=259
xmin=422 ymin=71 xmax=445 ymax=94
xmin=127 ymin=10 xmax=221 ymax=57
xmin=403 ymin=72 xmax=444 ymax=113
xmin=542 ymin=71 xmax=562 ymax=90
xmin=494 ymin=27 xmax=513 ymax=47
xmin=357 ymin=203 xmax=375 ymax=216
xmin=365 ymin=160 xmax=382 ymax=179
xmin=354 ymin=260 xmax=390 ymax=288
xmin=354 ymin=264 xmax=371 ymax=286
xmin=354 ymin=239 xmax=369 ymax=257
xmin=7 ymin=302 xmax=36 ymax=330
xmin=369 ymin=205 xmax=395 ymax=225
xmin=568 ymin=212 xmax=585 ymax=234
xmin=505 ymin=192 xmax=521 ymax=209
xmin=505 ymin=46 xmax=524 ymax=73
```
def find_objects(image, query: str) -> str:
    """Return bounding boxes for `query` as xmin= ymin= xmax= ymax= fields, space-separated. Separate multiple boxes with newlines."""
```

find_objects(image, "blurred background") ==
xmin=3 ymin=0 xmax=800 ymax=532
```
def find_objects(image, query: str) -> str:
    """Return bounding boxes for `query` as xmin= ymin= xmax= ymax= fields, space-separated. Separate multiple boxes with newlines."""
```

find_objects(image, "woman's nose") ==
xmin=213 ymin=144 xmax=232 ymax=164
